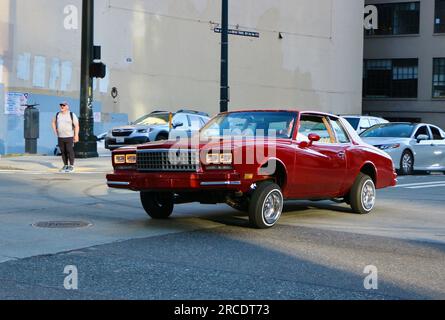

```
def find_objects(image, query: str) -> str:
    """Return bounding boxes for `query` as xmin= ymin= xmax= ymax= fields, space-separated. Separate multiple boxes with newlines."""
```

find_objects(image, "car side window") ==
xmin=298 ymin=115 xmax=335 ymax=144
xmin=430 ymin=126 xmax=444 ymax=140
xmin=189 ymin=116 xmax=202 ymax=131
xmin=360 ymin=119 xmax=371 ymax=130
xmin=414 ymin=126 xmax=430 ymax=140
xmin=330 ymin=119 xmax=351 ymax=144
xmin=173 ymin=114 xmax=190 ymax=129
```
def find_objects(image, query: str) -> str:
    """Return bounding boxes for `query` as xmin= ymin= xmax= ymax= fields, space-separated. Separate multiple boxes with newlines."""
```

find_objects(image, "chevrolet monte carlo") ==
xmin=107 ymin=110 xmax=397 ymax=229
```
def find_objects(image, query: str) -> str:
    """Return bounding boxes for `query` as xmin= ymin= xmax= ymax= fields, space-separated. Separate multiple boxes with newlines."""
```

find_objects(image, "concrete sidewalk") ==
xmin=0 ymin=155 xmax=113 ymax=173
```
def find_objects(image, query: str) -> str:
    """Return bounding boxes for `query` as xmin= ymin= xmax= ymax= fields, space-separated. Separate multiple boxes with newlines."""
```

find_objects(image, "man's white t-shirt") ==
xmin=55 ymin=112 xmax=79 ymax=138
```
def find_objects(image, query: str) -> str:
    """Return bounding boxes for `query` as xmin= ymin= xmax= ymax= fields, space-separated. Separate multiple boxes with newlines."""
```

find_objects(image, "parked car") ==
xmin=107 ymin=110 xmax=397 ymax=229
xmin=360 ymin=123 xmax=445 ymax=175
xmin=105 ymin=110 xmax=210 ymax=151
xmin=343 ymin=115 xmax=389 ymax=134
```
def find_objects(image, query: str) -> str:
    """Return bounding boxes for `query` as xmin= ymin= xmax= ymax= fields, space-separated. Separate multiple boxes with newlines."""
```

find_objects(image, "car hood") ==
xmin=112 ymin=124 xmax=168 ymax=131
xmin=361 ymin=137 xmax=411 ymax=146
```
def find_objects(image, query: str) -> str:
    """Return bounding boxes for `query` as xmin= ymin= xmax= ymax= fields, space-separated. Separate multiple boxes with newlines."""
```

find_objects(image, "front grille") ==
xmin=113 ymin=130 xmax=133 ymax=137
xmin=137 ymin=150 xmax=199 ymax=172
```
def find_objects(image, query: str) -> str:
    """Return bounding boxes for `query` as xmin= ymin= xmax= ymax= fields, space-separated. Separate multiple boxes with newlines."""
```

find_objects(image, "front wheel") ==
xmin=399 ymin=150 xmax=414 ymax=176
xmin=349 ymin=173 xmax=376 ymax=215
xmin=249 ymin=182 xmax=284 ymax=229
xmin=140 ymin=192 xmax=174 ymax=219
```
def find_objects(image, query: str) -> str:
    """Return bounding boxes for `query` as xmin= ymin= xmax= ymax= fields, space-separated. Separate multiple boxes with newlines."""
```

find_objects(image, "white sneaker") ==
xmin=59 ymin=165 xmax=69 ymax=173
xmin=67 ymin=165 xmax=75 ymax=173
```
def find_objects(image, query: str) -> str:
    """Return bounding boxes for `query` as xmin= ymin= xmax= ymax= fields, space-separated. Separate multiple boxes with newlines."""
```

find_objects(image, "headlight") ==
xmin=114 ymin=155 xmax=126 ymax=164
xmin=137 ymin=129 xmax=148 ymax=133
xmin=126 ymin=154 xmax=137 ymax=164
xmin=205 ymin=152 xmax=233 ymax=165
xmin=220 ymin=153 xmax=233 ymax=165
xmin=379 ymin=144 xmax=401 ymax=150
xmin=206 ymin=153 xmax=220 ymax=164
xmin=114 ymin=154 xmax=137 ymax=165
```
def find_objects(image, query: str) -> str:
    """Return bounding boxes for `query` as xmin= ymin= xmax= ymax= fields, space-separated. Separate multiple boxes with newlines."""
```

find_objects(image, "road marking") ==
xmin=0 ymin=170 xmax=110 ymax=175
xmin=395 ymin=181 xmax=445 ymax=188
xmin=407 ymin=184 xmax=445 ymax=189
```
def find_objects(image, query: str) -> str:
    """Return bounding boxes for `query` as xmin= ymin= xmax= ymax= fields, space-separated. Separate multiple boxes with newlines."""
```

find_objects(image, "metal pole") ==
xmin=220 ymin=0 xmax=229 ymax=113
xmin=75 ymin=0 xmax=98 ymax=158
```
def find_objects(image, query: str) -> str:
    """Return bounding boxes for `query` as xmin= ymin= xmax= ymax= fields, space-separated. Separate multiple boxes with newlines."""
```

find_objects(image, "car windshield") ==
xmin=133 ymin=113 xmax=170 ymax=126
xmin=344 ymin=117 xmax=360 ymax=130
xmin=360 ymin=124 xmax=415 ymax=138
xmin=201 ymin=112 xmax=297 ymax=139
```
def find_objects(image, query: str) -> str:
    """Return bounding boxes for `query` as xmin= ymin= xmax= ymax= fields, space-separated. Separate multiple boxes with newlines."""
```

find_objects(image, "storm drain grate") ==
xmin=32 ymin=221 xmax=93 ymax=229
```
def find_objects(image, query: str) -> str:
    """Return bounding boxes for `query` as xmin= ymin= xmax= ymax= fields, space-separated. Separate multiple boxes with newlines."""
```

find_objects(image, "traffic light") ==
xmin=90 ymin=45 xmax=106 ymax=78
xmin=90 ymin=62 xmax=106 ymax=78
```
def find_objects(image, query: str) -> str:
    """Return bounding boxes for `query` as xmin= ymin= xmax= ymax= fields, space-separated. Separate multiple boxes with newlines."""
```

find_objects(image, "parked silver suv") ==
xmin=105 ymin=110 xmax=210 ymax=150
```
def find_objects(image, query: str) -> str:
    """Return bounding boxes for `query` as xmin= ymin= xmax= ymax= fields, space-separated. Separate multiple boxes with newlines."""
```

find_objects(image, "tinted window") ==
xmin=430 ymin=126 xmax=444 ymax=140
xmin=361 ymin=124 xmax=415 ymax=138
xmin=344 ymin=117 xmax=360 ymax=130
xmin=298 ymin=115 xmax=333 ymax=144
xmin=331 ymin=119 xmax=350 ymax=143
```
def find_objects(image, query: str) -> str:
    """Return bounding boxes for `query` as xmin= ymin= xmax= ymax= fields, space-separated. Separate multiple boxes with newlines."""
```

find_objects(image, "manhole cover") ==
xmin=32 ymin=221 xmax=92 ymax=229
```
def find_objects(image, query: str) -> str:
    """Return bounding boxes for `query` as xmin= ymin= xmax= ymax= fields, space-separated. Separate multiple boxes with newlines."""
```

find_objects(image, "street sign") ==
xmin=214 ymin=27 xmax=259 ymax=38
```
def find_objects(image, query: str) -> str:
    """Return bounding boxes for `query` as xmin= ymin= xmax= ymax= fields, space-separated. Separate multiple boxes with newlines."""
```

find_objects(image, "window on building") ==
xmin=363 ymin=59 xmax=418 ymax=98
xmin=435 ymin=0 xmax=445 ymax=33
xmin=366 ymin=2 xmax=420 ymax=36
xmin=433 ymin=58 xmax=445 ymax=98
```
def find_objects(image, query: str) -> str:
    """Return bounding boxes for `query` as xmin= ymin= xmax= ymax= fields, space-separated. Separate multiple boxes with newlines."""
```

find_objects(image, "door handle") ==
xmin=338 ymin=151 xmax=346 ymax=159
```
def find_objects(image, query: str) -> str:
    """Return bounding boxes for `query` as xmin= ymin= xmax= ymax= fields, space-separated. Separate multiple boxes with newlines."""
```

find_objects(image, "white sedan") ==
xmin=361 ymin=123 xmax=445 ymax=175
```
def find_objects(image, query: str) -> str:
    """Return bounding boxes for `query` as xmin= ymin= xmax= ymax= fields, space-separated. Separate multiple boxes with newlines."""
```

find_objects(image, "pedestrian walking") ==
xmin=52 ymin=102 xmax=80 ymax=173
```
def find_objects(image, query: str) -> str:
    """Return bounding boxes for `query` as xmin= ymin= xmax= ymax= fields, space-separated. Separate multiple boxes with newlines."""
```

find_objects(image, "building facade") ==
xmin=364 ymin=0 xmax=445 ymax=128
xmin=0 ymin=0 xmax=365 ymax=155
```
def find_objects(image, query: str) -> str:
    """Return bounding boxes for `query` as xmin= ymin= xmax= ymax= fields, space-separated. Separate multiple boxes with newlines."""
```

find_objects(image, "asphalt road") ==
xmin=0 ymin=170 xmax=444 ymax=300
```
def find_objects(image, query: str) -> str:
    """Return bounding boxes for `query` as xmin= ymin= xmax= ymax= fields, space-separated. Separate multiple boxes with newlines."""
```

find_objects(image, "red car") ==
xmin=107 ymin=110 xmax=397 ymax=229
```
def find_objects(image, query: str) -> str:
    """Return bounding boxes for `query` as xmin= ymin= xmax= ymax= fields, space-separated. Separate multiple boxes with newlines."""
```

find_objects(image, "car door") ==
xmin=170 ymin=114 xmax=191 ymax=140
xmin=429 ymin=125 xmax=445 ymax=170
xmin=293 ymin=114 xmax=348 ymax=198
xmin=411 ymin=125 xmax=434 ymax=170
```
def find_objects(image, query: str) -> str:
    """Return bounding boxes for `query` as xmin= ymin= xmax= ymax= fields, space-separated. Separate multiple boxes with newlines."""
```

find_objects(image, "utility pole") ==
xmin=75 ymin=0 xmax=98 ymax=158
xmin=220 ymin=0 xmax=229 ymax=113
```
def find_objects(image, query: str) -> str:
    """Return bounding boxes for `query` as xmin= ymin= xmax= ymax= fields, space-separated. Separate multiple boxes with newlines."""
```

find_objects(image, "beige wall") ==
xmin=1 ymin=0 xmax=364 ymax=120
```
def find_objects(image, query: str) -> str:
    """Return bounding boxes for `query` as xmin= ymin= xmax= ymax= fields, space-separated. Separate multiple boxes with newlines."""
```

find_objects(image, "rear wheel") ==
xmin=350 ymin=173 xmax=376 ymax=215
xmin=399 ymin=150 xmax=414 ymax=176
xmin=249 ymin=182 xmax=284 ymax=229
xmin=140 ymin=192 xmax=174 ymax=219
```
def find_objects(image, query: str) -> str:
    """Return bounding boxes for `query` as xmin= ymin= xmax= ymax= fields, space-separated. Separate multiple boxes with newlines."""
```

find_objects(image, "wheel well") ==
xmin=360 ymin=163 xmax=377 ymax=184
xmin=260 ymin=160 xmax=287 ymax=189
xmin=156 ymin=131 xmax=169 ymax=140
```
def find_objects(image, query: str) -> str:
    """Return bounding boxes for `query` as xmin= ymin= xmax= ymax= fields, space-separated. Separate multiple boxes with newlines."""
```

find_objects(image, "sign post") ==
xmin=220 ymin=0 xmax=229 ymax=113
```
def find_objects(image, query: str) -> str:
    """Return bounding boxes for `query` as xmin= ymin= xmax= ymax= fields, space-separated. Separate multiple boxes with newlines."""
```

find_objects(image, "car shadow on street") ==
xmin=202 ymin=201 xmax=353 ymax=228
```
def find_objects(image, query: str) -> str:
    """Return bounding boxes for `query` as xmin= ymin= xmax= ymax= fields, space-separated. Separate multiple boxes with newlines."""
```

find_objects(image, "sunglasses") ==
xmin=60 ymin=104 xmax=67 ymax=107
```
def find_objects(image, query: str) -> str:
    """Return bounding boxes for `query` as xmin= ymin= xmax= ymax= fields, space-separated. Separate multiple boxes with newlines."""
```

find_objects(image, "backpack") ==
xmin=56 ymin=112 xmax=75 ymax=132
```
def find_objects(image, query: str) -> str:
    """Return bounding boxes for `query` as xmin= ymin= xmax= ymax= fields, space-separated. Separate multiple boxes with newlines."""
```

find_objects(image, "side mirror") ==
xmin=172 ymin=121 xmax=184 ymax=129
xmin=417 ymin=134 xmax=429 ymax=143
xmin=299 ymin=133 xmax=321 ymax=148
